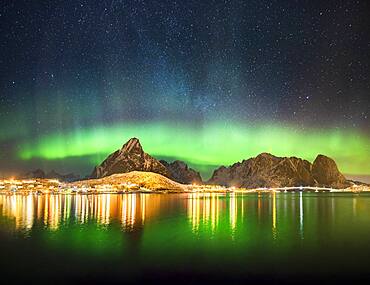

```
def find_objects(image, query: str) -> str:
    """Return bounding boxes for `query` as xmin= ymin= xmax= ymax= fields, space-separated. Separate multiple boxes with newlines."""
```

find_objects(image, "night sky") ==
xmin=0 ymin=0 xmax=369 ymax=179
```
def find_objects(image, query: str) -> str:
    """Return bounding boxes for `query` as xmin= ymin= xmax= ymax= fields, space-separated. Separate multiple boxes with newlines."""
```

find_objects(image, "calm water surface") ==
xmin=0 ymin=192 xmax=370 ymax=284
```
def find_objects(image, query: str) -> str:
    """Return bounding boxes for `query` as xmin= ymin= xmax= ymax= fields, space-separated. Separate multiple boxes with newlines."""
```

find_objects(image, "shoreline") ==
xmin=0 ymin=185 xmax=369 ymax=195
xmin=1 ymin=176 xmax=369 ymax=195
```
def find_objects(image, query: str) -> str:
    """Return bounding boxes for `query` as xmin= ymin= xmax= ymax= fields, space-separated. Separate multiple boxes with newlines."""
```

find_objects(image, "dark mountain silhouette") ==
xmin=22 ymin=169 xmax=79 ymax=182
xmin=23 ymin=168 xmax=46 ymax=179
xmin=46 ymin=170 xmax=80 ymax=182
xmin=160 ymin=160 xmax=202 ymax=184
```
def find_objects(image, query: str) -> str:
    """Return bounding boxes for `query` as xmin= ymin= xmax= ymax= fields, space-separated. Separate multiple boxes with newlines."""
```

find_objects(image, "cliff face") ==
xmin=311 ymin=154 xmax=348 ymax=188
xmin=91 ymin=138 xmax=170 ymax=179
xmin=208 ymin=153 xmax=350 ymax=189
xmin=160 ymin=160 xmax=202 ymax=184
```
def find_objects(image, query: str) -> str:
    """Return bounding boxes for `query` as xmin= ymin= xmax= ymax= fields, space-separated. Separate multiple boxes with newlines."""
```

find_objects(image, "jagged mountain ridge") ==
xmin=91 ymin=138 xmax=202 ymax=184
xmin=208 ymin=153 xmax=350 ymax=189
xmin=91 ymin=138 xmax=350 ymax=188
xmin=160 ymin=160 xmax=202 ymax=184
xmin=91 ymin=138 xmax=170 ymax=179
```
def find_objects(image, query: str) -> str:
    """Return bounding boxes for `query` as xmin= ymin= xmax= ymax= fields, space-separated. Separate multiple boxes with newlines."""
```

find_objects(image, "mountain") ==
xmin=311 ymin=155 xmax=348 ymax=188
xmin=160 ymin=160 xmax=203 ymax=184
xmin=22 ymin=169 xmax=79 ymax=182
xmin=208 ymin=153 xmax=351 ymax=189
xmin=23 ymin=168 xmax=46 ymax=179
xmin=91 ymin=138 xmax=170 ymax=179
xmin=91 ymin=138 xmax=203 ymax=185
xmin=46 ymin=170 xmax=80 ymax=182
xmin=76 ymin=171 xmax=185 ymax=192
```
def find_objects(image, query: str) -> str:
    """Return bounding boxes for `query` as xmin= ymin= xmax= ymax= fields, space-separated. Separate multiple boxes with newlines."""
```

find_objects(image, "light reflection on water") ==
xmin=0 ymin=192 xmax=279 ymax=233
xmin=0 ymin=192 xmax=369 ymax=240
xmin=0 ymin=193 xmax=159 ymax=231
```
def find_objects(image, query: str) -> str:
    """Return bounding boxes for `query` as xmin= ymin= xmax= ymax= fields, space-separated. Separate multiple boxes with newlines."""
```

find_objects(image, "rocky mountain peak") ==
xmin=121 ymin=137 xmax=143 ymax=153
xmin=91 ymin=138 xmax=170 ymax=179
xmin=256 ymin=152 xmax=275 ymax=158
xmin=91 ymin=138 xmax=203 ymax=185
xmin=312 ymin=154 xmax=348 ymax=187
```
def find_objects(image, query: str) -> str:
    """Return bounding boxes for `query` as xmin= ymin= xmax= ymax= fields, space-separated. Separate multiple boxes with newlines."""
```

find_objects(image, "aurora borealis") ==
xmin=18 ymin=122 xmax=370 ymax=177
xmin=0 ymin=1 xmax=369 ymax=179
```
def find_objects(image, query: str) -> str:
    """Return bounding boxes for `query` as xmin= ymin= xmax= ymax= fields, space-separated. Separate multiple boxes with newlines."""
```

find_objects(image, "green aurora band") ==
xmin=18 ymin=121 xmax=370 ymax=176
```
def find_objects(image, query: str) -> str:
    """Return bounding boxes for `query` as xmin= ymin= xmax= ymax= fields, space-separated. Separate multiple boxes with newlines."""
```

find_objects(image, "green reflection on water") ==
xmin=2 ymin=192 xmax=370 ymax=283
xmin=0 ymin=192 xmax=370 ymax=260
xmin=42 ymin=223 xmax=126 ymax=256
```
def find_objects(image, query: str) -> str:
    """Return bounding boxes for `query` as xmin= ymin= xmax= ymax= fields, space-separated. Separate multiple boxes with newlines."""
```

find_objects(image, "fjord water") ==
xmin=0 ymin=192 xmax=370 ymax=284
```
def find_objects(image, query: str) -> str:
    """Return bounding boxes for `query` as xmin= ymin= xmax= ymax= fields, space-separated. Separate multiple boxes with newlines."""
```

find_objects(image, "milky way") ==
xmin=0 ymin=1 xmax=369 ymax=177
